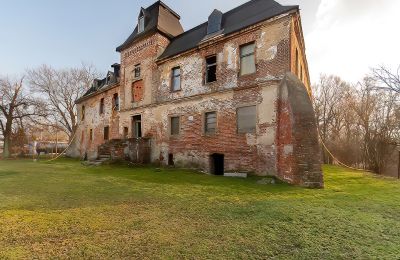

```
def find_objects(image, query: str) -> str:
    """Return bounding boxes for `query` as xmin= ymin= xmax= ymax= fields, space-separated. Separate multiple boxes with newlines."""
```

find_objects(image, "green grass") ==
xmin=0 ymin=159 xmax=399 ymax=259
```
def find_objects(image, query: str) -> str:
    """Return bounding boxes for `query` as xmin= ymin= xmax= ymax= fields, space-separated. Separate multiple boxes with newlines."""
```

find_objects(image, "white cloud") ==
xmin=306 ymin=0 xmax=400 ymax=83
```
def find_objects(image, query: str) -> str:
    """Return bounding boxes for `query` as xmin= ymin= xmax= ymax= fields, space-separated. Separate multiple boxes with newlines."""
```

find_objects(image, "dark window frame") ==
xmin=205 ymin=55 xmax=217 ymax=84
xmin=171 ymin=67 xmax=181 ymax=92
xmin=134 ymin=64 xmax=141 ymax=79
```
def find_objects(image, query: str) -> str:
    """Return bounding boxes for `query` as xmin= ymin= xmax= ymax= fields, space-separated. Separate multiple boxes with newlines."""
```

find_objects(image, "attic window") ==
xmin=138 ymin=15 xmax=145 ymax=33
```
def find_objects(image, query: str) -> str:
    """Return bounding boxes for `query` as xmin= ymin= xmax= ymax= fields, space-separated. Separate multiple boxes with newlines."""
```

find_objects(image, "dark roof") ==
xmin=158 ymin=0 xmax=298 ymax=60
xmin=116 ymin=1 xmax=183 ymax=52
xmin=77 ymin=71 xmax=118 ymax=103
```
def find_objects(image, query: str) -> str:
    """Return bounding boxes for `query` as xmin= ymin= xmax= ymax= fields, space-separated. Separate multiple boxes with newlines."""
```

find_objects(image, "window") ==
xmin=205 ymin=56 xmax=217 ymax=83
xmin=205 ymin=112 xmax=217 ymax=134
xmin=237 ymin=106 xmax=256 ymax=133
xmin=104 ymin=126 xmax=109 ymax=141
xmin=171 ymin=67 xmax=181 ymax=92
xmin=81 ymin=105 xmax=85 ymax=120
xmin=170 ymin=116 xmax=180 ymax=136
xmin=89 ymin=129 xmax=93 ymax=141
xmin=138 ymin=16 xmax=145 ymax=33
xmin=113 ymin=93 xmax=119 ymax=111
xmin=134 ymin=64 xmax=141 ymax=78
xmin=300 ymin=65 xmax=303 ymax=81
xmin=123 ymin=127 xmax=129 ymax=139
xmin=100 ymin=98 xmax=105 ymax=114
xmin=132 ymin=115 xmax=142 ymax=138
xmin=240 ymin=43 xmax=256 ymax=76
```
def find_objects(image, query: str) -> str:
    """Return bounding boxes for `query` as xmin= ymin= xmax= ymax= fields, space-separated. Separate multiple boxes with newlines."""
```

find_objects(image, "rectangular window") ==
xmin=205 ymin=112 xmax=217 ymax=134
xmin=89 ymin=129 xmax=93 ymax=141
xmin=123 ymin=127 xmax=129 ymax=139
xmin=205 ymin=56 xmax=217 ymax=83
xmin=138 ymin=16 xmax=145 ymax=33
xmin=113 ymin=93 xmax=119 ymax=111
xmin=100 ymin=98 xmax=104 ymax=114
xmin=170 ymin=116 xmax=180 ymax=136
xmin=237 ymin=106 xmax=256 ymax=133
xmin=240 ymin=43 xmax=256 ymax=76
xmin=300 ymin=65 xmax=303 ymax=81
xmin=104 ymin=126 xmax=109 ymax=141
xmin=81 ymin=105 xmax=85 ymax=120
xmin=171 ymin=67 xmax=181 ymax=92
xmin=134 ymin=64 xmax=141 ymax=78
xmin=132 ymin=115 xmax=142 ymax=138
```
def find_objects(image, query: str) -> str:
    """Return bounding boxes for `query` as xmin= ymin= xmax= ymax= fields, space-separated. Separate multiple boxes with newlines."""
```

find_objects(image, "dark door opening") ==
xmin=168 ymin=153 xmax=174 ymax=166
xmin=211 ymin=153 xmax=224 ymax=175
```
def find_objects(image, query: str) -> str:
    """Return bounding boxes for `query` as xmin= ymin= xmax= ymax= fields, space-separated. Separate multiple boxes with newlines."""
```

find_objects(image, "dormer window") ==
xmin=138 ymin=15 xmax=145 ymax=33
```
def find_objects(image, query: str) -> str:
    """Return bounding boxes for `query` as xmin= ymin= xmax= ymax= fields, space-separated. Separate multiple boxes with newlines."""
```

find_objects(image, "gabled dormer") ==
xmin=116 ymin=1 xmax=184 ymax=52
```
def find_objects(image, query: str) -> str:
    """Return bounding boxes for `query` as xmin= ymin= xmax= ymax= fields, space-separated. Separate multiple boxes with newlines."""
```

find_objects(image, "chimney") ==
xmin=207 ymin=9 xmax=223 ymax=35
xmin=111 ymin=63 xmax=121 ymax=79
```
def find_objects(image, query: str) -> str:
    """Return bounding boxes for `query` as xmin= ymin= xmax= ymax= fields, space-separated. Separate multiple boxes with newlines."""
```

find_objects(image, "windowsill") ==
xmin=204 ymin=80 xmax=217 ymax=86
xmin=170 ymin=89 xmax=182 ymax=93
xmin=238 ymin=72 xmax=257 ymax=78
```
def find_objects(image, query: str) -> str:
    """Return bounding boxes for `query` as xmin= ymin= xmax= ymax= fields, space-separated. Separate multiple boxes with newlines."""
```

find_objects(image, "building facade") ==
xmin=70 ymin=0 xmax=324 ymax=188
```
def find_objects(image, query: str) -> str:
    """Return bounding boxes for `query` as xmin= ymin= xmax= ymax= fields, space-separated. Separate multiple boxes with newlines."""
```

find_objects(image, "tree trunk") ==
xmin=3 ymin=132 xmax=11 ymax=159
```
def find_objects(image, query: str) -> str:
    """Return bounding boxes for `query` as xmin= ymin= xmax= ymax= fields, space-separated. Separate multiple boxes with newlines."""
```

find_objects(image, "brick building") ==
xmin=70 ymin=0 xmax=324 ymax=188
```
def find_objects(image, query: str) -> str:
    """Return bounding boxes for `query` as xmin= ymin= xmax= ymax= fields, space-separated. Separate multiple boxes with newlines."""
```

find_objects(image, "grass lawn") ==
xmin=0 ymin=159 xmax=399 ymax=259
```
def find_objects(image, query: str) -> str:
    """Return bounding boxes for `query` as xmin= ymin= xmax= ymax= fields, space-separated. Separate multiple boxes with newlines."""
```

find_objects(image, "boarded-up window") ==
xmin=104 ymin=126 xmax=109 ymax=141
xmin=100 ymin=98 xmax=104 ymax=114
xmin=240 ymin=43 xmax=256 ymax=76
xmin=205 ymin=112 xmax=217 ymax=134
xmin=237 ymin=106 xmax=256 ymax=133
xmin=132 ymin=80 xmax=144 ymax=102
xmin=170 ymin=116 xmax=180 ymax=136
xmin=171 ymin=67 xmax=181 ymax=92
xmin=205 ymin=56 xmax=217 ymax=83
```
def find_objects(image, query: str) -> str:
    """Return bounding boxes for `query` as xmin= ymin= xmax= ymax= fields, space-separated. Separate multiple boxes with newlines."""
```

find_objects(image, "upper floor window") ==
xmin=89 ymin=129 xmax=93 ymax=141
xmin=138 ymin=16 xmax=145 ymax=33
xmin=240 ymin=43 xmax=256 ymax=76
xmin=171 ymin=67 xmax=181 ymax=92
xmin=134 ymin=64 xmax=141 ymax=79
xmin=100 ymin=98 xmax=105 ymax=114
xmin=113 ymin=93 xmax=119 ymax=111
xmin=81 ymin=105 xmax=85 ymax=121
xmin=205 ymin=56 xmax=217 ymax=83
xmin=237 ymin=105 xmax=256 ymax=133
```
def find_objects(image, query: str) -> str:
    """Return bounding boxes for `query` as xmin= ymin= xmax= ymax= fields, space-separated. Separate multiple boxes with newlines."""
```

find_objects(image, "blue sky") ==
xmin=1 ymin=0 xmax=399 ymax=83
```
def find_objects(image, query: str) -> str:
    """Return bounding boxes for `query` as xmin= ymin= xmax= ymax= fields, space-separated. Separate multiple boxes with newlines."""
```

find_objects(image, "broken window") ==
xmin=89 ymin=129 xmax=93 ymax=141
xmin=205 ymin=56 xmax=217 ymax=83
xmin=138 ymin=15 xmax=145 ymax=33
xmin=81 ymin=105 xmax=85 ymax=121
xmin=170 ymin=116 xmax=180 ymax=136
xmin=104 ymin=126 xmax=109 ymax=141
xmin=168 ymin=154 xmax=174 ymax=166
xmin=123 ymin=127 xmax=129 ymax=139
xmin=237 ymin=106 xmax=256 ymax=133
xmin=240 ymin=43 xmax=256 ymax=76
xmin=132 ymin=115 xmax=142 ymax=138
xmin=134 ymin=64 xmax=141 ymax=79
xmin=171 ymin=67 xmax=181 ymax=92
xmin=113 ymin=93 xmax=119 ymax=111
xmin=100 ymin=98 xmax=105 ymax=114
xmin=205 ymin=112 xmax=217 ymax=134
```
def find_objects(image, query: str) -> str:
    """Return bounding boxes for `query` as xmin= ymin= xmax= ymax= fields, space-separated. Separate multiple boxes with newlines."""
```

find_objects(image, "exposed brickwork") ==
xmin=70 ymin=9 xmax=324 ymax=188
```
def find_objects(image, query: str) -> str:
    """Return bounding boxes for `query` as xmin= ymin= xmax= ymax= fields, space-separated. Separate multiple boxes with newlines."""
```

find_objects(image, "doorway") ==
xmin=132 ymin=115 xmax=142 ymax=138
xmin=211 ymin=153 xmax=224 ymax=175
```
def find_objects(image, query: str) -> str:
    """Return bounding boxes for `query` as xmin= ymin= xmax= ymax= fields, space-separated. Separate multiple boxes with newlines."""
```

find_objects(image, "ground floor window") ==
xmin=237 ymin=105 xmax=256 ymax=133
xmin=104 ymin=126 xmax=109 ymax=141
xmin=170 ymin=116 xmax=180 ymax=136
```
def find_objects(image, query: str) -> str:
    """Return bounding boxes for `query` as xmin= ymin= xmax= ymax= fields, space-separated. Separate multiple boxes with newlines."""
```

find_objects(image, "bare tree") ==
xmin=27 ymin=64 xmax=99 ymax=140
xmin=372 ymin=65 xmax=400 ymax=94
xmin=0 ymin=76 xmax=45 ymax=158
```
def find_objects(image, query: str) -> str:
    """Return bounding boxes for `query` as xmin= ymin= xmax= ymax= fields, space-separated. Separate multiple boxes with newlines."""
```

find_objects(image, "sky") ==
xmin=0 ymin=0 xmax=399 ymax=84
